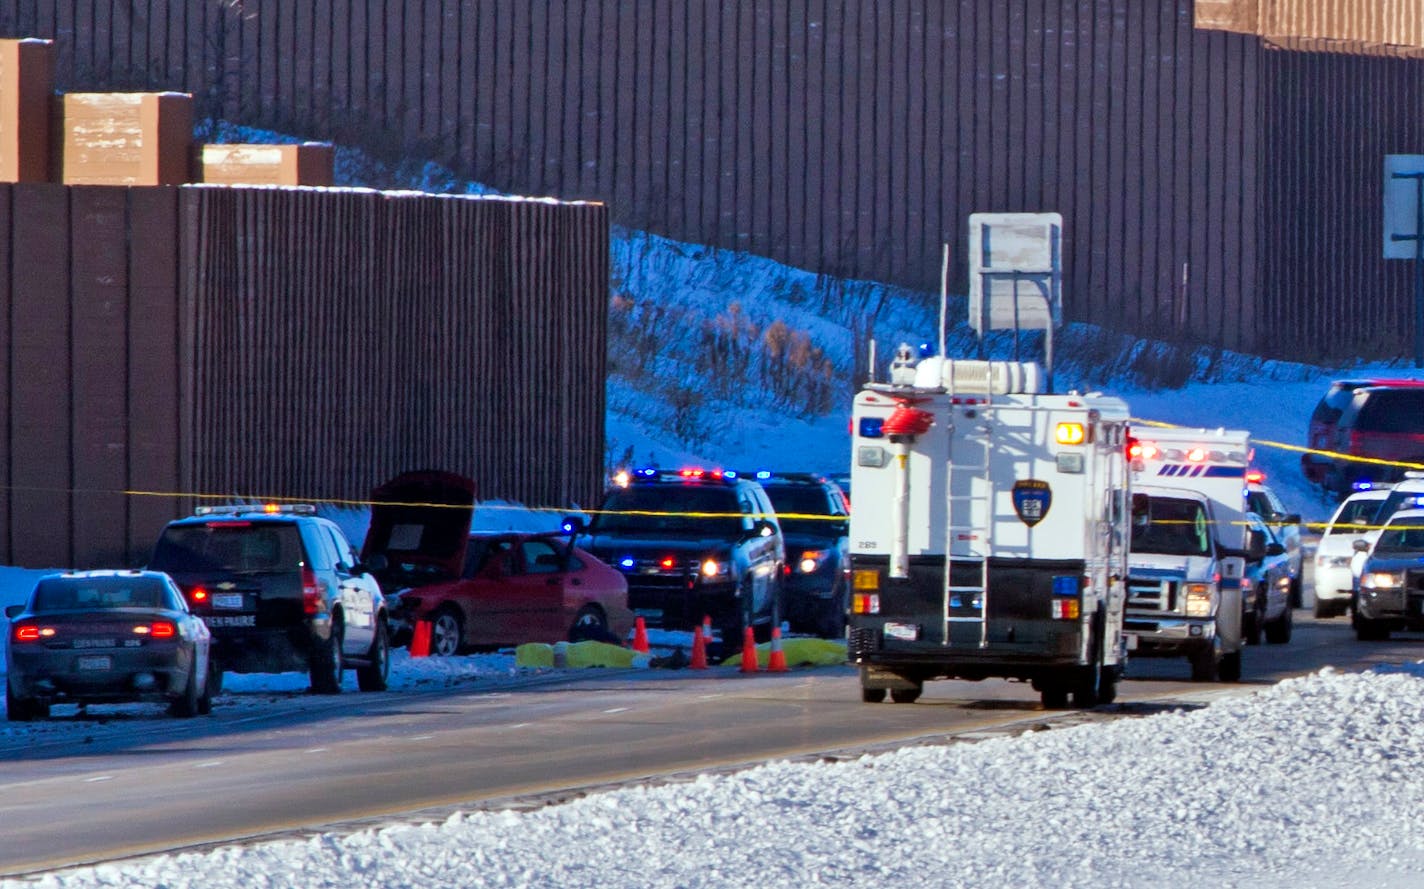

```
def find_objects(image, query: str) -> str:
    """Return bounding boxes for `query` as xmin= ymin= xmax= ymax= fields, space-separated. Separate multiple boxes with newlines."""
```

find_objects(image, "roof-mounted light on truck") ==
xmin=1245 ymin=469 xmax=1265 ymax=484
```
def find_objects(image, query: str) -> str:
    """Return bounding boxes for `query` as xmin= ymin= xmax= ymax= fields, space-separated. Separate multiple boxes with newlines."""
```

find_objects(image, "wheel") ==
xmin=1313 ymin=599 xmax=1331 ymax=619
xmin=309 ymin=618 xmax=344 ymax=694
xmin=170 ymin=661 xmax=201 ymax=717
xmin=1097 ymin=666 xmax=1121 ymax=705
xmin=1189 ymin=647 xmax=1218 ymax=682
xmin=207 ymin=657 xmax=224 ymax=697
xmin=1040 ymin=686 xmax=1069 ymax=709
xmin=429 ymin=607 xmax=464 ymax=657
xmin=817 ymin=585 xmax=848 ymax=639
xmin=1288 ymin=575 xmax=1303 ymax=610
xmin=1218 ymin=651 xmax=1242 ymax=683
xmin=751 ymin=577 xmax=776 ymax=644
xmin=1072 ymin=617 xmax=1109 ymax=708
xmin=1265 ymin=601 xmax=1293 ymax=644
xmin=861 ymin=686 xmax=886 ymax=703
xmin=1243 ymin=594 xmax=1263 ymax=646
xmin=1355 ymin=618 xmax=1391 ymax=641
xmin=197 ymin=657 xmax=215 ymax=715
xmin=6 ymin=684 xmax=45 ymax=722
xmin=568 ymin=606 xmax=614 ymax=644
xmin=890 ymin=684 xmax=922 ymax=704
xmin=357 ymin=619 xmax=391 ymax=692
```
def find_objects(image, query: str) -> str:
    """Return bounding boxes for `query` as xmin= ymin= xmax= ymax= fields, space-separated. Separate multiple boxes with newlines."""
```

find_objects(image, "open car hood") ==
xmin=363 ymin=470 xmax=477 ymax=587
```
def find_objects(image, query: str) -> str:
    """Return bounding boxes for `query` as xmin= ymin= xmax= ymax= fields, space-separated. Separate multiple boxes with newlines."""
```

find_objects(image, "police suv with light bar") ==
xmin=846 ymin=346 xmax=1132 ymax=708
xmin=146 ymin=503 xmax=391 ymax=694
xmin=577 ymin=468 xmax=785 ymax=648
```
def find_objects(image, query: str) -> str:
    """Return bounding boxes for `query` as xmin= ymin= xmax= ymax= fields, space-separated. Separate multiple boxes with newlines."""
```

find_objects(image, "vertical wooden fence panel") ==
xmin=10 ymin=184 xmax=71 ymax=568
xmin=68 ymin=186 xmax=129 ymax=566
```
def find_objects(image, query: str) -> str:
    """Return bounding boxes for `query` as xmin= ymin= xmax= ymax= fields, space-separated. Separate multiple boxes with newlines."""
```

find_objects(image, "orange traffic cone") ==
xmin=409 ymin=620 xmax=432 ymax=658
xmin=689 ymin=626 xmax=708 ymax=670
xmin=740 ymin=626 xmax=759 ymax=673
xmin=632 ymin=616 xmax=650 ymax=653
xmin=767 ymin=626 xmax=788 ymax=673
xmin=702 ymin=614 xmax=714 ymax=644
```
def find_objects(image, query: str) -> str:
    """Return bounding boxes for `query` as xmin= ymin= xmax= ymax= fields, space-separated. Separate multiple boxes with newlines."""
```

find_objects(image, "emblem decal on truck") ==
xmin=1012 ymin=479 xmax=1052 ymax=527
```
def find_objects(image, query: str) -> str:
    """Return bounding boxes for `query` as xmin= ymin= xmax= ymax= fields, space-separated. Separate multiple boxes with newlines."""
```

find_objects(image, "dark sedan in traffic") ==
xmin=5 ymin=570 xmax=215 ymax=720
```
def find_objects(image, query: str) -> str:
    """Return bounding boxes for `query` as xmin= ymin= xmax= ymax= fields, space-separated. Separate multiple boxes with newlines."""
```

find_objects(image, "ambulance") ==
xmin=1124 ymin=428 xmax=1253 ymax=681
xmin=846 ymin=346 xmax=1132 ymax=708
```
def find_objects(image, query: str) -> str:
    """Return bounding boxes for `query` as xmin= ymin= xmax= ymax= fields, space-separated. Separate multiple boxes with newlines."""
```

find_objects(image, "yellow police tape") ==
xmin=65 ymin=414 xmax=1424 ymax=535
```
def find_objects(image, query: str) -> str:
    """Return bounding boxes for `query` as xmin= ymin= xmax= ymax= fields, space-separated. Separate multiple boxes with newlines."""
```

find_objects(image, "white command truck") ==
xmin=846 ymin=351 xmax=1133 ymax=708
xmin=1124 ymin=427 xmax=1251 ymax=682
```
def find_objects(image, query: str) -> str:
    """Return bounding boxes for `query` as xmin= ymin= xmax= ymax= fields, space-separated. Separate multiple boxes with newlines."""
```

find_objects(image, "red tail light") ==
xmin=144 ymin=621 xmax=177 ymax=639
xmin=189 ymin=586 xmax=209 ymax=604
xmin=302 ymin=566 xmax=322 ymax=615
xmin=12 ymin=624 xmax=42 ymax=643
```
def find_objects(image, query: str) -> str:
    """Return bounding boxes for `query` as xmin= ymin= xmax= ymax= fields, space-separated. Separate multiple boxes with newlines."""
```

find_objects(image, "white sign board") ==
xmin=1384 ymin=154 xmax=1424 ymax=259
xmin=968 ymin=212 xmax=1062 ymax=334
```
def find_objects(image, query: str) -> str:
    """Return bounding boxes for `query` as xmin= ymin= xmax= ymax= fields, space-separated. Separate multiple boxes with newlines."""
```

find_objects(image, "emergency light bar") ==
xmin=194 ymin=503 xmax=317 ymax=517
xmin=1127 ymin=441 xmax=1248 ymax=464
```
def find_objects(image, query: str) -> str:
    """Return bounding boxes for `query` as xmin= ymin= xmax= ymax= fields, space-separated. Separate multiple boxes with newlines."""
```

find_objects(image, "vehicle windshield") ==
xmin=31 ymin=576 xmax=170 ymax=611
xmin=149 ymin=523 xmax=303 ymax=573
xmin=1370 ymin=490 xmax=1424 ymax=525
xmin=1328 ymin=498 xmax=1384 ymax=534
xmin=762 ymin=486 xmax=838 ymax=536
xmin=1131 ymin=498 xmax=1212 ymax=557
xmin=591 ymin=486 xmax=743 ymax=538
xmin=1373 ymin=519 xmax=1424 ymax=554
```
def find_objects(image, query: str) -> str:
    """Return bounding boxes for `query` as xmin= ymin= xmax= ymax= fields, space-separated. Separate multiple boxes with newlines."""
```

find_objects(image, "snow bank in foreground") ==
xmin=18 ymin=668 xmax=1424 ymax=889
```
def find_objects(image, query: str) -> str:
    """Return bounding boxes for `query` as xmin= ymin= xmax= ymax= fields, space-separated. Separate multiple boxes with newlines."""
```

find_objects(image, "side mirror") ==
xmin=1282 ymin=513 xmax=1301 ymax=526
xmin=1266 ymin=542 xmax=1286 ymax=556
xmin=356 ymin=553 xmax=388 ymax=575
xmin=1245 ymin=529 xmax=1267 ymax=561
xmin=1353 ymin=538 xmax=1371 ymax=552
xmin=1131 ymin=493 xmax=1151 ymax=528
xmin=4 ymin=604 xmax=21 ymax=619
xmin=560 ymin=515 xmax=586 ymax=536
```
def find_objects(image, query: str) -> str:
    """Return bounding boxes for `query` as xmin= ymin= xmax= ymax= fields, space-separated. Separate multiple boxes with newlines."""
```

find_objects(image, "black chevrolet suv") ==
xmin=577 ymin=469 xmax=785 ymax=648
xmin=147 ymin=504 xmax=391 ymax=694
xmin=743 ymin=472 xmax=850 ymax=638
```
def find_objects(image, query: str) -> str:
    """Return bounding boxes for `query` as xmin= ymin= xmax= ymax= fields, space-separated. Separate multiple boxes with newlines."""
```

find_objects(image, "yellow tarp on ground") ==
xmin=721 ymin=638 xmax=848 ymax=669
xmin=514 ymin=640 xmax=650 ymax=669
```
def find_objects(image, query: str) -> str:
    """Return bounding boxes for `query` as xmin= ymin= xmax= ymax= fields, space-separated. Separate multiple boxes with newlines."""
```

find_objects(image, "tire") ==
xmin=309 ymin=618 xmax=344 ymax=694
xmin=207 ymin=657 xmax=224 ymax=697
xmin=568 ymin=606 xmax=613 ymax=644
xmin=197 ymin=656 xmax=216 ymax=716
xmin=890 ymin=684 xmax=922 ymax=704
xmin=1218 ymin=651 xmax=1242 ymax=683
xmin=170 ymin=661 xmax=201 ymax=718
xmin=429 ymin=607 xmax=464 ymax=657
xmin=1288 ymin=575 xmax=1303 ymax=610
xmin=357 ymin=619 xmax=391 ymax=692
xmin=1189 ymin=647 xmax=1218 ymax=682
xmin=818 ymin=586 xmax=848 ymax=639
xmin=1243 ymin=595 xmax=1263 ymax=646
xmin=1040 ymin=686 xmax=1069 ymax=709
xmin=6 ymin=684 xmax=45 ymax=722
xmin=1097 ymin=666 xmax=1121 ymax=706
xmin=1355 ymin=618 xmax=1391 ymax=642
xmin=1072 ymin=617 xmax=1107 ymax=708
xmin=1265 ymin=602 xmax=1293 ymax=644
xmin=1313 ymin=599 xmax=1331 ymax=619
xmin=861 ymin=686 xmax=886 ymax=703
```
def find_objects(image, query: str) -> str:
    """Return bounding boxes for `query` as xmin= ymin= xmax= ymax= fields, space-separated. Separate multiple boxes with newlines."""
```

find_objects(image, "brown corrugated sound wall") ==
xmin=0 ymin=185 xmax=608 ymax=568
xmin=2 ymin=0 xmax=1271 ymax=353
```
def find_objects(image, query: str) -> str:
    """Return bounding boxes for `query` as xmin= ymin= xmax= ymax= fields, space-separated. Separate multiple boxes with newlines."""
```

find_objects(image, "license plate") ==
xmin=213 ymin=593 xmax=244 ymax=610
xmin=203 ymin=615 xmax=256 ymax=628
xmin=77 ymin=655 xmax=112 ymax=671
xmin=884 ymin=621 xmax=919 ymax=641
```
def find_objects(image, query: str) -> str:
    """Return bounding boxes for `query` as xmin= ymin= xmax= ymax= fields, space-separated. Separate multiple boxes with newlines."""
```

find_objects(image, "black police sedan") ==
xmin=5 ymin=570 xmax=214 ymax=720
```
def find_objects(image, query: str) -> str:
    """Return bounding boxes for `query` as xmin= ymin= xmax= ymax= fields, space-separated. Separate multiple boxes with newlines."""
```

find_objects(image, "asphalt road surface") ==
xmin=0 ymin=601 xmax=1416 ymax=878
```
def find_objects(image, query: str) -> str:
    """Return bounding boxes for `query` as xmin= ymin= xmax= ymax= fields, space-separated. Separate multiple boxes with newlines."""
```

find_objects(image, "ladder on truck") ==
xmin=944 ymin=406 xmax=993 ymax=649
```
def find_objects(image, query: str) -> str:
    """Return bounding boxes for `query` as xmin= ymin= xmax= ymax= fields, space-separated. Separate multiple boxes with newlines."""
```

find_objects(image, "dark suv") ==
xmin=1315 ymin=384 xmax=1424 ymax=497
xmin=147 ymin=504 xmax=391 ymax=694
xmin=577 ymin=468 xmax=785 ymax=648
xmin=743 ymin=472 xmax=850 ymax=638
